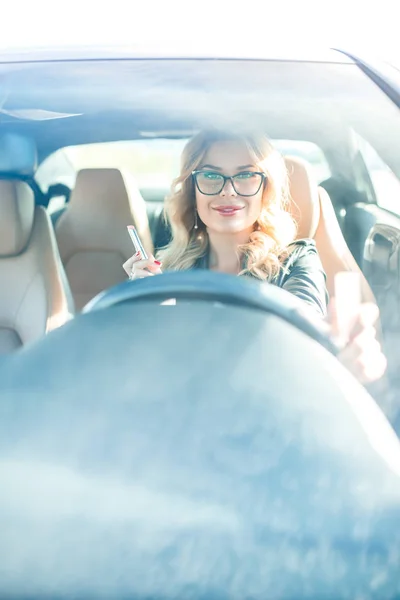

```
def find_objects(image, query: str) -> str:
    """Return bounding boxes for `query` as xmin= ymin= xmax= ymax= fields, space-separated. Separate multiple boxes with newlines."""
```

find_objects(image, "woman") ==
xmin=123 ymin=129 xmax=386 ymax=384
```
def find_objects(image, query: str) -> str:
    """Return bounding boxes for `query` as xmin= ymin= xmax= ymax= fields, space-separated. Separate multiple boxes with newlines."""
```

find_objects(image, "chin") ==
xmin=217 ymin=219 xmax=252 ymax=233
xmin=212 ymin=223 xmax=246 ymax=234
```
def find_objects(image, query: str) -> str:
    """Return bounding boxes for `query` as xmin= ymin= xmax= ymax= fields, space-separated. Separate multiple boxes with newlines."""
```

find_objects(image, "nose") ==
xmin=220 ymin=177 xmax=237 ymax=196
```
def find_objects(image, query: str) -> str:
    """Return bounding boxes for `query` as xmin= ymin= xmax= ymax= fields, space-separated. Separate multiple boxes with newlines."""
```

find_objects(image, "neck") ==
xmin=207 ymin=228 xmax=253 ymax=274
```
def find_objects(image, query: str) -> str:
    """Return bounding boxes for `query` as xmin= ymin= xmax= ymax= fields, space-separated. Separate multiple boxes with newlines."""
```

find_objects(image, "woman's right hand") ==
xmin=123 ymin=252 xmax=163 ymax=280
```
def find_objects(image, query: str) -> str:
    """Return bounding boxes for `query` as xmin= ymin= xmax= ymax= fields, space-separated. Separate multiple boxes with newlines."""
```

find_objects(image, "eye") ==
xmin=235 ymin=171 xmax=257 ymax=179
xmin=202 ymin=172 xmax=222 ymax=180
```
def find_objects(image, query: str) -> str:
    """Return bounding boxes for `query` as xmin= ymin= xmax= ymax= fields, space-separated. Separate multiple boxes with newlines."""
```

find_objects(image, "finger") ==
xmin=342 ymin=329 xmax=380 ymax=365
xmin=338 ymin=331 xmax=386 ymax=384
xmin=124 ymin=253 xmax=162 ymax=277
xmin=362 ymin=352 xmax=387 ymax=383
xmin=350 ymin=349 xmax=387 ymax=385
xmin=147 ymin=262 xmax=163 ymax=274
xmin=350 ymin=326 xmax=377 ymax=351
xmin=337 ymin=344 xmax=369 ymax=383
xmin=349 ymin=303 xmax=380 ymax=340
xmin=123 ymin=257 xmax=135 ymax=275
xmin=130 ymin=268 xmax=154 ymax=280
xmin=141 ymin=252 xmax=157 ymax=263
xmin=134 ymin=257 xmax=162 ymax=270
xmin=123 ymin=251 xmax=142 ymax=274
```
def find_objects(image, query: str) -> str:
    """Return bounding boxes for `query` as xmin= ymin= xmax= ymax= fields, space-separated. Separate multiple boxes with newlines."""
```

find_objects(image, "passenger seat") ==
xmin=55 ymin=168 xmax=154 ymax=310
xmin=0 ymin=179 xmax=74 ymax=353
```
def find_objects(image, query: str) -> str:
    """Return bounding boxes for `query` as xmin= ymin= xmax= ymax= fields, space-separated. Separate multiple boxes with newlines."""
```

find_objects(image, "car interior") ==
xmin=2 ymin=49 xmax=400 ymax=598
xmin=0 ymin=135 xmax=383 ymax=335
xmin=0 ymin=54 xmax=399 ymax=368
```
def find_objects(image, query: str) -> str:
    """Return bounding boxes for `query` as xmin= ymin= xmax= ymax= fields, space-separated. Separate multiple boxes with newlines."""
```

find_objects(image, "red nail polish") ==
xmin=135 ymin=251 xmax=140 ymax=256
xmin=154 ymin=260 xmax=161 ymax=266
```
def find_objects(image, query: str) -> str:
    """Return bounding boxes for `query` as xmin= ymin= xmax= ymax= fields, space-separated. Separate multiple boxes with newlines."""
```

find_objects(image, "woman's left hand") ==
xmin=331 ymin=301 xmax=387 ymax=384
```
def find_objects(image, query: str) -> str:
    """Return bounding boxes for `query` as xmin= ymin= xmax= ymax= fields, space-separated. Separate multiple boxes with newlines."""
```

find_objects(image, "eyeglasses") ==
xmin=192 ymin=170 xmax=266 ymax=197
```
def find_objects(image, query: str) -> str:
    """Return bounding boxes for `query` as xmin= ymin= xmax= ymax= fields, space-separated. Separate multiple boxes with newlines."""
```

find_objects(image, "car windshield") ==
xmin=2 ymin=50 xmax=400 ymax=599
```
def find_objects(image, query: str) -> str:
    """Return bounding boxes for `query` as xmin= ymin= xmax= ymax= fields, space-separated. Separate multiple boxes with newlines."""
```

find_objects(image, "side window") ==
xmin=357 ymin=137 xmax=400 ymax=215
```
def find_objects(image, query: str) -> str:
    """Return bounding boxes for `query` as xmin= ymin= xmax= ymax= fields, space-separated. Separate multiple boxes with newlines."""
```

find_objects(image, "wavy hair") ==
xmin=157 ymin=129 xmax=297 ymax=280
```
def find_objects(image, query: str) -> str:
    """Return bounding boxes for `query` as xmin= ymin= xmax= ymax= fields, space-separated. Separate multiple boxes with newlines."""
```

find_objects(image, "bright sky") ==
xmin=1 ymin=0 xmax=399 ymax=65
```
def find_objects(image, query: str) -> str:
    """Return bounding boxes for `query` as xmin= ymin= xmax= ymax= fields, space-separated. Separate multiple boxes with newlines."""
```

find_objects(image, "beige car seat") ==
xmin=0 ymin=179 xmax=74 ymax=353
xmin=285 ymin=156 xmax=376 ymax=304
xmin=56 ymin=168 xmax=154 ymax=310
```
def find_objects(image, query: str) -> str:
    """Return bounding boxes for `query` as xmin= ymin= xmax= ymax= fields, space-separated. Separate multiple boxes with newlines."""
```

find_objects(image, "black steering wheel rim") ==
xmin=83 ymin=270 xmax=337 ymax=354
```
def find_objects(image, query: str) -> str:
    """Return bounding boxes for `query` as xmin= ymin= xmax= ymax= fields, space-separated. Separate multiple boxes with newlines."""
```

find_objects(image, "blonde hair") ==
xmin=157 ymin=129 xmax=297 ymax=280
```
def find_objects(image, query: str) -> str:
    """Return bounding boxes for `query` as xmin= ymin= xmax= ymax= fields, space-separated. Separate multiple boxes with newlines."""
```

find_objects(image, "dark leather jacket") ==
xmin=273 ymin=239 xmax=328 ymax=317
xmin=196 ymin=238 xmax=328 ymax=318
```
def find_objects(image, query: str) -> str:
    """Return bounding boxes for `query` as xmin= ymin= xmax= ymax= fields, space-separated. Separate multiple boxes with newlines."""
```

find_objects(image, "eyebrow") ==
xmin=199 ymin=164 xmax=223 ymax=171
xmin=199 ymin=164 xmax=256 ymax=171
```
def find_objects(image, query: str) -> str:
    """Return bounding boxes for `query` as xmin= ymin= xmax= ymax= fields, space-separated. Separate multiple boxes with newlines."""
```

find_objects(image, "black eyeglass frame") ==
xmin=192 ymin=170 xmax=267 ymax=196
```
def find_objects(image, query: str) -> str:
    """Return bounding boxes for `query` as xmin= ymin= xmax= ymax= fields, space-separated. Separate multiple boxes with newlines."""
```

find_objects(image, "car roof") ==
xmin=0 ymin=44 xmax=354 ymax=64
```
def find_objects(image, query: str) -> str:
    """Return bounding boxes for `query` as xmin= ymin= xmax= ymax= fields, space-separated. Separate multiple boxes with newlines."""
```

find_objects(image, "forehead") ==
xmin=202 ymin=140 xmax=256 ymax=171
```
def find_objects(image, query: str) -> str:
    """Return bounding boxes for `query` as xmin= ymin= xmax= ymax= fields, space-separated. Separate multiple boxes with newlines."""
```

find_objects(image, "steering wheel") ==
xmin=84 ymin=270 xmax=336 ymax=353
xmin=3 ymin=272 xmax=399 ymax=600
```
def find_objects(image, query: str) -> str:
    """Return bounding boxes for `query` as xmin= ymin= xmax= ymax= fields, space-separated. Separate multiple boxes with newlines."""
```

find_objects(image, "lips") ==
xmin=213 ymin=205 xmax=244 ymax=216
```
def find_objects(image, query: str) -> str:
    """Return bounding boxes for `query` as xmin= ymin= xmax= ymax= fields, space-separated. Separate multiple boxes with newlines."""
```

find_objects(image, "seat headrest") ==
xmin=69 ymin=168 xmax=143 ymax=218
xmin=57 ymin=168 xmax=153 ymax=258
xmin=0 ymin=180 xmax=35 ymax=257
xmin=285 ymin=156 xmax=320 ymax=239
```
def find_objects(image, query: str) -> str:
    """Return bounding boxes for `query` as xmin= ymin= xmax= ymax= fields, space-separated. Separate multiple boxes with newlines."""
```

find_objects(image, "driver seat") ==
xmin=55 ymin=168 xmax=154 ymax=311
xmin=285 ymin=156 xmax=376 ymax=304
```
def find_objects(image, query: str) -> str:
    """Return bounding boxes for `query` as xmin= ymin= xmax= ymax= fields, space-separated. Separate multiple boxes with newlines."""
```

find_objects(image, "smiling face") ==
xmin=194 ymin=140 xmax=266 ymax=235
